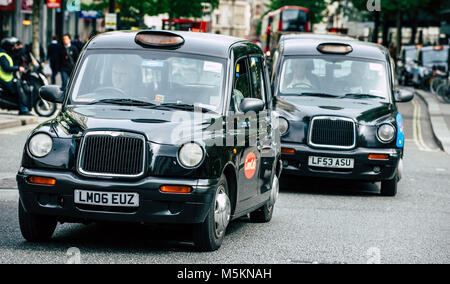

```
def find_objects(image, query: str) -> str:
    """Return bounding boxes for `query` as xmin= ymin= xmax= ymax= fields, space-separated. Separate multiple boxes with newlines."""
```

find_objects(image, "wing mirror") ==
xmin=239 ymin=98 xmax=265 ymax=113
xmin=395 ymin=89 xmax=414 ymax=103
xmin=40 ymin=85 xmax=65 ymax=104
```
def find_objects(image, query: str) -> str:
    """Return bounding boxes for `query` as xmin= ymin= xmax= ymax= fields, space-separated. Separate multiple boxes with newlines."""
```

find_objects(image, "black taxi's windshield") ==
xmin=279 ymin=56 xmax=390 ymax=101
xmin=69 ymin=50 xmax=226 ymax=112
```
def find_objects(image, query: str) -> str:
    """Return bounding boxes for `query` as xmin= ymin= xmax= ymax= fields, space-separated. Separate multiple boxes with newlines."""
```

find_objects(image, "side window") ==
xmin=232 ymin=57 xmax=251 ymax=112
xmin=249 ymin=56 xmax=266 ymax=107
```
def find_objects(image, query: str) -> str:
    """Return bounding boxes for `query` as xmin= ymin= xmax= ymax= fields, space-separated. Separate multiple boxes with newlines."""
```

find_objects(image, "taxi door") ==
xmin=231 ymin=54 xmax=262 ymax=210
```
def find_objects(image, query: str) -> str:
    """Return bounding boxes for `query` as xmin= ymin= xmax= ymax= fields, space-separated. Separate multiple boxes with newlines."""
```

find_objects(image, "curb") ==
xmin=0 ymin=116 xmax=38 ymax=130
xmin=415 ymin=90 xmax=450 ymax=154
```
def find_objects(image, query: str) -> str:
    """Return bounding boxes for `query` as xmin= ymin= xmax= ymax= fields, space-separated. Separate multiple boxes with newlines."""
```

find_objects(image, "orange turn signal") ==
xmin=368 ymin=154 xmax=389 ymax=160
xmin=281 ymin=148 xmax=295 ymax=154
xmin=28 ymin=176 xmax=56 ymax=186
xmin=160 ymin=185 xmax=192 ymax=194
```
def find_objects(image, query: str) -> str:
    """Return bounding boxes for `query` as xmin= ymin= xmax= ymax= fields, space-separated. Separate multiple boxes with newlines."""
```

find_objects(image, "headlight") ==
xmin=178 ymin=142 xmax=204 ymax=168
xmin=279 ymin=117 xmax=289 ymax=136
xmin=28 ymin=133 xmax=53 ymax=158
xmin=377 ymin=124 xmax=395 ymax=143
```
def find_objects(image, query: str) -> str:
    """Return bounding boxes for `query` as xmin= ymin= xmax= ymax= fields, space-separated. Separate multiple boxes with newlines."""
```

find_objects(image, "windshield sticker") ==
xmin=396 ymin=113 xmax=404 ymax=148
xmin=155 ymin=94 xmax=165 ymax=104
xmin=142 ymin=60 xmax=164 ymax=68
xmin=369 ymin=63 xmax=383 ymax=71
xmin=244 ymin=152 xmax=257 ymax=179
xmin=203 ymin=61 xmax=222 ymax=73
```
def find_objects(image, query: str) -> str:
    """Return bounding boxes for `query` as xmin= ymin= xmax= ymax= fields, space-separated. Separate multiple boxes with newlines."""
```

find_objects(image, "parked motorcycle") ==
xmin=0 ymin=53 xmax=57 ymax=117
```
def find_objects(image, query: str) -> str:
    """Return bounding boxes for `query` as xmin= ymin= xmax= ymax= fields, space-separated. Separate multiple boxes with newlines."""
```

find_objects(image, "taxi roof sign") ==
xmin=135 ymin=31 xmax=185 ymax=49
xmin=317 ymin=43 xmax=353 ymax=55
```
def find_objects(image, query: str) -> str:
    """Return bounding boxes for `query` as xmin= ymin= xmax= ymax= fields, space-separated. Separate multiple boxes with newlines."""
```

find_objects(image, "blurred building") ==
xmin=211 ymin=0 xmax=251 ymax=38
xmin=249 ymin=0 xmax=269 ymax=38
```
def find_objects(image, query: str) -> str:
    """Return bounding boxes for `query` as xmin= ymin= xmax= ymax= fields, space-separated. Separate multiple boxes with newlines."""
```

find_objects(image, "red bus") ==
xmin=162 ymin=19 xmax=210 ymax=33
xmin=261 ymin=6 xmax=310 ymax=56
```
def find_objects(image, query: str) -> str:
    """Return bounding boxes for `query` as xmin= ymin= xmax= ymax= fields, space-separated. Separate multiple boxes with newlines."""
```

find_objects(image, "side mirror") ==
xmin=239 ymin=98 xmax=265 ymax=113
xmin=395 ymin=89 xmax=414 ymax=103
xmin=40 ymin=85 xmax=65 ymax=104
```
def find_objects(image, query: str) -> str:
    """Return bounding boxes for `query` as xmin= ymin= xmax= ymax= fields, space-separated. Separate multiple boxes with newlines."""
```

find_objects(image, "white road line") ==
xmin=0 ymin=190 xmax=19 ymax=202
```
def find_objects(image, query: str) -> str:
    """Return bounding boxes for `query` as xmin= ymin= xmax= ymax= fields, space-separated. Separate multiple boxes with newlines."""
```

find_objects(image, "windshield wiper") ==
xmin=87 ymin=98 xmax=157 ymax=107
xmin=343 ymin=93 xmax=385 ymax=99
xmin=157 ymin=103 xmax=215 ymax=113
xmin=296 ymin=92 xmax=340 ymax=98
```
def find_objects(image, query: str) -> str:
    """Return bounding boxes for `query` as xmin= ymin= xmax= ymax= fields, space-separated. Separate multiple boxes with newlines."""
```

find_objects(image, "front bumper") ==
xmin=17 ymin=168 xmax=218 ymax=225
xmin=281 ymin=143 xmax=401 ymax=181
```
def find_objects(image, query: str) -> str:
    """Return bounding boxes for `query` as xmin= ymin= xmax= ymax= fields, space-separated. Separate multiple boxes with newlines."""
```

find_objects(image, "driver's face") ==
xmin=112 ymin=65 xmax=132 ymax=90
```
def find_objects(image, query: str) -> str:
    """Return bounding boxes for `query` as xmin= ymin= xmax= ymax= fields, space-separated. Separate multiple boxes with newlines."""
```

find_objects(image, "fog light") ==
xmin=160 ymin=185 xmax=192 ymax=194
xmin=282 ymin=160 xmax=288 ymax=168
xmin=369 ymin=154 xmax=389 ymax=160
xmin=28 ymin=176 xmax=56 ymax=186
xmin=281 ymin=148 xmax=295 ymax=154
xmin=373 ymin=166 xmax=381 ymax=173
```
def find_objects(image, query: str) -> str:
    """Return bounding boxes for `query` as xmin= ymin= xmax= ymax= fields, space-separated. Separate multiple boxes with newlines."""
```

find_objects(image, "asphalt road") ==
xmin=0 ymin=95 xmax=448 ymax=264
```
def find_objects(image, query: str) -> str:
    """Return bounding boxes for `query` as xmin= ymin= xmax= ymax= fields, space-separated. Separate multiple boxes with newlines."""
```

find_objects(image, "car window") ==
xmin=232 ymin=57 xmax=251 ymax=111
xmin=70 ymin=51 xmax=226 ymax=112
xmin=279 ymin=56 xmax=390 ymax=100
xmin=249 ymin=56 xmax=266 ymax=107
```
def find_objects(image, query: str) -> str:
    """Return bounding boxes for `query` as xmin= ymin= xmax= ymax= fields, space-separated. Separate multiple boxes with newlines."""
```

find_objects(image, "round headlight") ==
xmin=377 ymin=124 xmax=395 ymax=143
xmin=178 ymin=143 xmax=204 ymax=168
xmin=279 ymin=117 xmax=289 ymax=136
xmin=29 ymin=133 xmax=53 ymax=158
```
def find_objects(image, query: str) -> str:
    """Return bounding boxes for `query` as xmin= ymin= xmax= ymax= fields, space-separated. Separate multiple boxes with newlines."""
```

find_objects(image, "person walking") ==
xmin=59 ymin=34 xmax=79 ymax=91
xmin=0 ymin=38 xmax=30 ymax=115
xmin=47 ymin=36 xmax=61 ymax=84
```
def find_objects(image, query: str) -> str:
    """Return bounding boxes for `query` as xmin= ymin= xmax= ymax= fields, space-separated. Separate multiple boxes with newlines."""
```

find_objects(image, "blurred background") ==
xmin=0 ymin=0 xmax=449 ymax=61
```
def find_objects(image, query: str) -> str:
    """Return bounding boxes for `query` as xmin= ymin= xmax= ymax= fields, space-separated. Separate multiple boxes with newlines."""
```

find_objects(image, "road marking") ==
xmin=411 ymin=99 xmax=439 ymax=152
xmin=0 ymin=189 xmax=19 ymax=202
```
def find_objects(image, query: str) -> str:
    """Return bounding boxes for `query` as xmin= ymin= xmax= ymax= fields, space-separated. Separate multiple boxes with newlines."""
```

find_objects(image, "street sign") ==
xmin=105 ymin=13 xmax=117 ymax=30
xmin=79 ymin=10 xmax=99 ymax=19
xmin=66 ymin=0 xmax=80 ymax=12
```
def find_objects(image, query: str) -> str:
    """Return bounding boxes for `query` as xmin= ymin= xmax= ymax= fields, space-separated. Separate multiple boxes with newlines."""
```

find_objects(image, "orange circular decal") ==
xmin=244 ymin=152 xmax=257 ymax=179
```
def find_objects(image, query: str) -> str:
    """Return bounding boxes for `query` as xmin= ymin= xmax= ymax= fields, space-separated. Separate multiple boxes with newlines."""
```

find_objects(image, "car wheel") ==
xmin=34 ymin=98 xmax=57 ymax=117
xmin=18 ymin=200 xmax=57 ymax=242
xmin=193 ymin=175 xmax=231 ymax=251
xmin=380 ymin=175 xmax=398 ymax=197
xmin=250 ymin=175 xmax=279 ymax=223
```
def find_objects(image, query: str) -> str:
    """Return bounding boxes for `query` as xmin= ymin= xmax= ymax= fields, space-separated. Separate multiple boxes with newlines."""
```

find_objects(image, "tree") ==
xmin=268 ymin=0 xmax=328 ymax=25
xmin=31 ymin=0 xmax=42 ymax=61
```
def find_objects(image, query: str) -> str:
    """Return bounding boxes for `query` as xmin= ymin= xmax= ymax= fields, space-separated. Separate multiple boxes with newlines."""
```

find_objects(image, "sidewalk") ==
xmin=415 ymin=90 xmax=450 ymax=154
xmin=0 ymin=111 xmax=38 ymax=130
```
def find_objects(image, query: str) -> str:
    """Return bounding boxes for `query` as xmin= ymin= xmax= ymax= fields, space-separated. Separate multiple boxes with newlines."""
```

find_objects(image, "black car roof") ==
xmin=281 ymin=38 xmax=389 ymax=61
xmin=86 ymin=30 xmax=248 ymax=58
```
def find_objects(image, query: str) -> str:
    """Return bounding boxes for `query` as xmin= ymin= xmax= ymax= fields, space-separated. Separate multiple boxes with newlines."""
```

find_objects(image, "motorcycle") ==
xmin=0 ymin=52 xmax=57 ymax=117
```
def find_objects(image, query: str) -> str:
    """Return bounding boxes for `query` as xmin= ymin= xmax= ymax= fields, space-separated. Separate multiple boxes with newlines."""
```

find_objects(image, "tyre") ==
xmin=250 ymin=175 xmax=279 ymax=223
xmin=380 ymin=175 xmax=398 ymax=197
xmin=430 ymin=77 xmax=444 ymax=94
xmin=34 ymin=98 xmax=57 ymax=117
xmin=437 ymin=83 xmax=450 ymax=103
xmin=19 ymin=200 xmax=57 ymax=242
xmin=193 ymin=175 xmax=231 ymax=251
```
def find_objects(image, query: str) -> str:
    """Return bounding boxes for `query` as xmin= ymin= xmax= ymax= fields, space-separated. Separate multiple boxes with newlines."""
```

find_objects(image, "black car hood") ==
xmin=276 ymin=96 xmax=395 ymax=125
xmin=53 ymin=105 xmax=220 ymax=145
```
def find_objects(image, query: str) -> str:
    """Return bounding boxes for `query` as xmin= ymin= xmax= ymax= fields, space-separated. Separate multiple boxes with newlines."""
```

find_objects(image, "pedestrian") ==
xmin=47 ymin=36 xmax=61 ymax=84
xmin=72 ymin=34 xmax=84 ymax=52
xmin=59 ymin=34 xmax=79 ymax=91
xmin=0 ymin=37 xmax=30 ymax=115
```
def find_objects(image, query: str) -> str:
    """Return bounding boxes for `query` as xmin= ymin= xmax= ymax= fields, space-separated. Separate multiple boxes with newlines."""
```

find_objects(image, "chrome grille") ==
xmin=308 ymin=117 xmax=356 ymax=149
xmin=78 ymin=131 xmax=146 ymax=178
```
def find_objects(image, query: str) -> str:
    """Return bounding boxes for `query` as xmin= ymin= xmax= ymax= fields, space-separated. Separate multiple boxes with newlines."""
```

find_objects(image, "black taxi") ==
xmin=271 ymin=35 xmax=413 ymax=196
xmin=17 ymin=31 xmax=281 ymax=251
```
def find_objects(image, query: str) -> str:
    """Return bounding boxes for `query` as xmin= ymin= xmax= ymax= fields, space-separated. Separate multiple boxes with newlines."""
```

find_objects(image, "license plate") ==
xmin=74 ymin=190 xmax=139 ymax=207
xmin=308 ymin=156 xmax=354 ymax=169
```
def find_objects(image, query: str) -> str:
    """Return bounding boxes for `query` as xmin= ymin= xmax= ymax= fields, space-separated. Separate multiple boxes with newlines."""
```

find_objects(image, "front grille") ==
xmin=309 ymin=117 xmax=355 ymax=149
xmin=78 ymin=132 xmax=146 ymax=177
